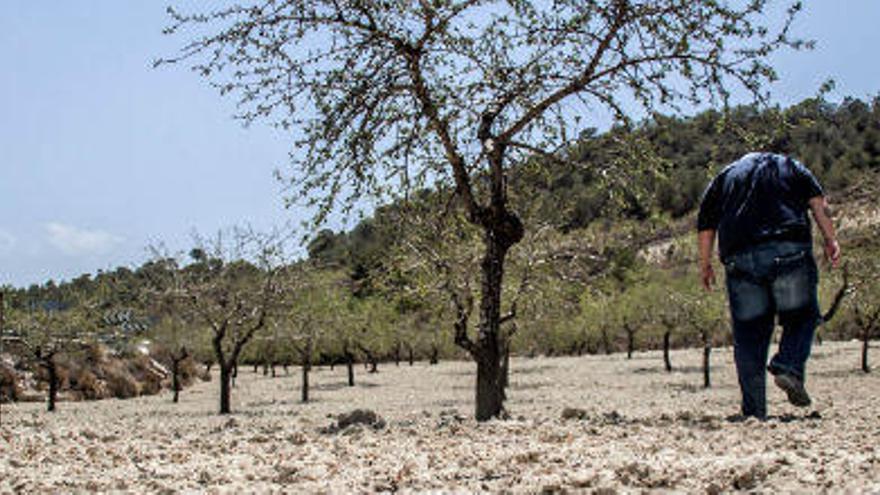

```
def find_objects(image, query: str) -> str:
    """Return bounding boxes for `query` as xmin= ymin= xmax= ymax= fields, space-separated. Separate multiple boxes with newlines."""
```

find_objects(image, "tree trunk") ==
xmin=394 ymin=342 xmax=401 ymax=367
xmin=408 ymin=345 xmax=414 ymax=366
xmin=601 ymin=328 xmax=611 ymax=355
xmin=172 ymin=360 xmax=181 ymax=404
xmin=626 ymin=324 xmax=635 ymax=360
xmin=253 ymin=363 xmax=259 ymax=374
xmin=46 ymin=358 xmax=58 ymax=413
xmin=205 ymin=361 xmax=213 ymax=374
xmin=271 ymin=363 xmax=276 ymax=378
xmin=703 ymin=344 xmax=711 ymax=388
xmin=301 ymin=359 xmax=310 ymax=403
xmin=663 ymin=330 xmax=672 ymax=373
xmin=473 ymin=228 xmax=516 ymax=421
xmin=172 ymin=348 xmax=188 ymax=404
xmin=430 ymin=345 xmax=439 ymax=365
xmin=219 ymin=365 xmax=232 ymax=414
xmin=360 ymin=346 xmax=378 ymax=373
xmin=500 ymin=341 xmax=511 ymax=401
xmin=475 ymin=349 xmax=503 ymax=421
xmin=346 ymin=351 xmax=355 ymax=387
xmin=863 ymin=328 xmax=871 ymax=373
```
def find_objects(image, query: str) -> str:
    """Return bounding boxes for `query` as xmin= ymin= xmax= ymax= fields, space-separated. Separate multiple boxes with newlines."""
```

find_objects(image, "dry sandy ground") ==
xmin=1 ymin=341 xmax=879 ymax=493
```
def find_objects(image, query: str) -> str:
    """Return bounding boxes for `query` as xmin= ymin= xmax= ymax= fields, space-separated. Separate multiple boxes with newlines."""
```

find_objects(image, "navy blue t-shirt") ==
xmin=697 ymin=152 xmax=824 ymax=259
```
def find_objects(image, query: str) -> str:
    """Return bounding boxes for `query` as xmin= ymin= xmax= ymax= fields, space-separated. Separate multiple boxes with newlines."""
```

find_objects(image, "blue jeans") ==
xmin=723 ymin=241 xmax=820 ymax=418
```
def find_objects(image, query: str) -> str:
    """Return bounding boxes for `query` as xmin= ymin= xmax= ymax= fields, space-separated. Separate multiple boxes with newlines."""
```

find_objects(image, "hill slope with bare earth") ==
xmin=2 ymin=341 xmax=878 ymax=493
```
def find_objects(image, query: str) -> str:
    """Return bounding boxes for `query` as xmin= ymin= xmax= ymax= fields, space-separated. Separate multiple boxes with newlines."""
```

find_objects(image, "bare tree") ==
xmin=280 ymin=266 xmax=344 ymax=403
xmin=851 ymin=261 xmax=879 ymax=373
xmin=160 ymin=0 xmax=806 ymax=420
xmin=674 ymin=287 xmax=726 ymax=388
xmin=388 ymin=196 xmax=545 ymax=404
xmin=6 ymin=303 xmax=83 ymax=412
xmin=148 ymin=227 xmax=289 ymax=414
xmin=170 ymin=346 xmax=189 ymax=403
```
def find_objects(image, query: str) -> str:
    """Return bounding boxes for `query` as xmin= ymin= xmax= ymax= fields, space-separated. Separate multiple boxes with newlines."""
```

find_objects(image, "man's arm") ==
xmin=698 ymin=229 xmax=717 ymax=291
xmin=808 ymin=195 xmax=841 ymax=268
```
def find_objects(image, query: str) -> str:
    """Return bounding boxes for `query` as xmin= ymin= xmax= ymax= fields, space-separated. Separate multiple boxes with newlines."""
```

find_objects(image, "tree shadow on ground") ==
xmin=769 ymin=411 xmax=823 ymax=423
xmin=312 ymin=381 xmax=380 ymax=392
xmin=666 ymin=382 xmax=735 ymax=393
xmin=633 ymin=365 xmax=716 ymax=374
xmin=438 ymin=369 xmax=476 ymax=377
xmin=511 ymin=365 xmax=558 ymax=375
xmin=811 ymin=348 xmax=855 ymax=360
xmin=562 ymin=408 xmax=821 ymax=428
xmin=809 ymin=368 xmax=867 ymax=378
xmin=431 ymin=399 xmax=468 ymax=409
xmin=507 ymin=382 xmax=547 ymax=391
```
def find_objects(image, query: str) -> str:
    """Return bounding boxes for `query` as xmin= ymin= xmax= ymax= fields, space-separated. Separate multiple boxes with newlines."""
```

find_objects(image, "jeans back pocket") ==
xmin=772 ymin=250 xmax=817 ymax=313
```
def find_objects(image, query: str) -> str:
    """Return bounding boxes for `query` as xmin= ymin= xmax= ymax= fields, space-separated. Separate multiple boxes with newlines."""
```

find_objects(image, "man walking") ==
xmin=697 ymin=151 xmax=840 ymax=419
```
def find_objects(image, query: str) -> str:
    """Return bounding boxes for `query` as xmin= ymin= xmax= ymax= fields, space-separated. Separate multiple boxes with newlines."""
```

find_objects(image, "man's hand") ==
xmin=809 ymin=196 xmax=840 ymax=268
xmin=824 ymin=238 xmax=841 ymax=268
xmin=701 ymin=263 xmax=716 ymax=291
xmin=697 ymin=229 xmax=717 ymax=291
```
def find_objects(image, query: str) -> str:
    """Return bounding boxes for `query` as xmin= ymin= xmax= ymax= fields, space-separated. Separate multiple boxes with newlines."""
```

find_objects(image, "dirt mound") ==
xmin=4 ymin=343 xmax=202 ymax=404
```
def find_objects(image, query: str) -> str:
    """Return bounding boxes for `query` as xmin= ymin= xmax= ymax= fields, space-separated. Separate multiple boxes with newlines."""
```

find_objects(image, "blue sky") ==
xmin=2 ymin=1 xmax=879 ymax=288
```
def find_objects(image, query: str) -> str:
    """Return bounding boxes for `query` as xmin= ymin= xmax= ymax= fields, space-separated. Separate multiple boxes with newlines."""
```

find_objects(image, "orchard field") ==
xmin=2 ymin=340 xmax=878 ymax=493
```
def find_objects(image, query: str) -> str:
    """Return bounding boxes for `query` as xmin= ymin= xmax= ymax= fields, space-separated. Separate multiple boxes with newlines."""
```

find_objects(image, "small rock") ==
xmin=437 ymin=409 xmax=465 ymax=428
xmin=337 ymin=409 xmax=385 ymax=430
xmin=593 ymin=487 xmax=617 ymax=495
xmin=603 ymin=410 xmax=624 ymax=424
xmin=732 ymin=466 xmax=765 ymax=490
xmin=561 ymin=407 xmax=588 ymax=420
xmin=540 ymin=483 xmax=563 ymax=494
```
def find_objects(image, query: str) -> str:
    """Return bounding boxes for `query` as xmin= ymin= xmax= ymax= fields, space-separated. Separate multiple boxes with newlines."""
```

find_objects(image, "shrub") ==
xmin=103 ymin=362 xmax=140 ymax=399
xmin=126 ymin=356 xmax=163 ymax=396
xmin=70 ymin=368 xmax=107 ymax=400
xmin=0 ymin=363 xmax=20 ymax=403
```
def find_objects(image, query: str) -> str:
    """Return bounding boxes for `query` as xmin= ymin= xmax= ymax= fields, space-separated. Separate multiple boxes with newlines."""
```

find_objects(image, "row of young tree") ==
xmin=5 ymin=1 xmax=880 ymax=422
xmin=2 ymin=204 xmax=877 ymax=417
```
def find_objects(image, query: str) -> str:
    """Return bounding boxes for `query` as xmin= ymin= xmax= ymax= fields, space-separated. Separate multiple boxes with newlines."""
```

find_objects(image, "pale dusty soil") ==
xmin=1 ymin=341 xmax=879 ymax=494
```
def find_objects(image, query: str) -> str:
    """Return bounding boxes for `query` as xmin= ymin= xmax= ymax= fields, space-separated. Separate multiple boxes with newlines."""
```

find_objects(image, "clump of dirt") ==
xmin=321 ymin=409 xmax=387 ymax=434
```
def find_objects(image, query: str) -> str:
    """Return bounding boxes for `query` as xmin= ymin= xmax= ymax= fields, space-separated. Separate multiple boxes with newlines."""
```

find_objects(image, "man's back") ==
xmin=697 ymin=152 xmax=823 ymax=260
xmin=695 ymin=151 xmax=838 ymax=419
